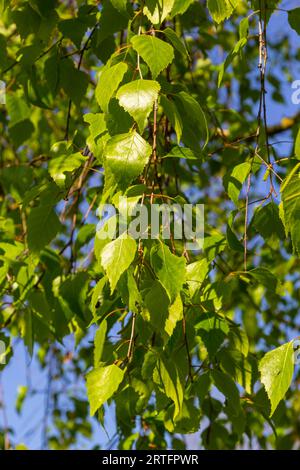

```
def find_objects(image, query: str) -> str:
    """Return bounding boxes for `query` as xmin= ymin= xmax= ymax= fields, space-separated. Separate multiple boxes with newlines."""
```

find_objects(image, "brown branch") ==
xmin=126 ymin=313 xmax=136 ymax=363
xmin=210 ymin=112 xmax=300 ymax=158
xmin=244 ymin=4 xmax=268 ymax=272
xmin=1 ymin=38 xmax=62 ymax=76
xmin=0 ymin=311 xmax=17 ymax=330
xmin=59 ymin=152 xmax=94 ymax=263
xmin=81 ymin=193 xmax=97 ymax=225
xmin=266 ymin=113 xmax=300 ymax=137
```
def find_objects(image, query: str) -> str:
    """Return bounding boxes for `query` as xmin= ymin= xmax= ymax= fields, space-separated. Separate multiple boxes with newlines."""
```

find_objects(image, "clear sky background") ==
xmin=1 ymin=0 xmax=300 ymax=450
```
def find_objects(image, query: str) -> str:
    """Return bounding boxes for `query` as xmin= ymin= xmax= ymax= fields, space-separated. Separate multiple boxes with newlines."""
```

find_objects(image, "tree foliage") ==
xmin=0 ymin=0 xmax=300 ymax=450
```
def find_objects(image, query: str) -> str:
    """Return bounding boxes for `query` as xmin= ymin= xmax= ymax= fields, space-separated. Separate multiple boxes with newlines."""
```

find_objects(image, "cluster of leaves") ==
xmin=1 ymin=0 xmax=300 ymax=450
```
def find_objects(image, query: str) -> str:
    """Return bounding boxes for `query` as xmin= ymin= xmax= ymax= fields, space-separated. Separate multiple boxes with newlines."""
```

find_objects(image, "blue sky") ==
xmin=1 ymin=1 xmax=300 ymax=450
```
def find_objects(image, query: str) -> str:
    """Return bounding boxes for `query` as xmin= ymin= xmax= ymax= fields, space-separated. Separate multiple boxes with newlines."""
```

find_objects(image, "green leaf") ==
xmin=44 ymin=51 xmax=59 ymax=96
xmin=151 ymin=243 xmax=186 ymax=303
xmin=116 ymin=79 xmax=160 ymax=132
xmin=131 ymin=35 xmax=174 ymax=79
xmin=35 ymin=7 xmax=58 ymax=42
xmin=11 ymin=5 xmax=41 ymax=39
xmin=170 ymin=0 xmax=194 ymax=16
xmin=259 ymin=341 xmax=294 ymax=416
xmin=25 ymin=63 xmax=52 ymax=109
xmin=16 ymin=385 xmax=28 ymax=414
xmin=193 ymin=372 xmax=211 ymax=403
xmin=127 ymin=269 xmax=142 ymax=314
xmin=0 ymin=332 xmax=11 ymax=369
xmin=59 ymin=272 xmax=89 ymax=320
xmin=224 ymin=161 xmax=251 ymax=206
xmin=110 ymin=0 xmax=128 ymax=15
xmin=0 ymin=34 xmax=8 ymax=72
xmin=167 ymin=399 xmax=201 ymax=434
xmin=48 ymin=150 xmax=86 ymax=188
xmin=160 ymin=96 xmax=183 ymax=144
xmin=204 ymin=230 xmax=227 ymax=262
xmin=86 ymin=364 xmax=125 ymax=416
xmin=165 ymin=294 xmax=183 ymax=338
xmin=224 ymin=402 xmax=245 ymax=436
xmin=145 ymin=280 xmax=170 ymax=331
xmin=8 ymin=119 xmax=35 ymax=147
xmin=252 ymin=387 xmax=271 ymax=418
xmin=163 ymin=146 xmax=199 ymax=160
xmin=295 ymin=128 xmax=300 ymax=159
xmin=218 ymin=37 xmax=247 ymax=87
xmin=18 ymin=44 xmax=42 ymax=69
xmin=84 ymin=113 xmax=108 ymax=161
xmin=186 ymin=259 xmax=208 ymax=297
xmin=0 ymin=242 xmax=23 ymax=263
xmin=101 ymin=232 xmax=137 ymax=293
xmin=247 ymin=267 xmax=278 ymax=291
xmin=91 ymin=276 xmax=107 ymax=317
xmin=98 ymin=0 xmax=129 ymax=42
xmin=60 ymin=59 xmax=89 ymax=106
xmin=28 ymin=0 xmax=57 ymax=17
xmin=174 ymin=91 xmax=209 ymax=149
xmin=94 ymin=213 xmax=118 ymax=261
xmin=196 ymin=312 xmax=229 ymax=357
xmin=22 ymin=311 xmax=34 ymax=356
xmin=154 ymin=356 xmax=183 ymax=419
xmin=94 ymin=321 xmax=107 ymax=367
xmin=6 ymin=93 xmax=31 ymax=125
xmin=239 ymin=17 xmax=249 ymax=39
xmin=106 ymin=99 xmax=133 ymax=136
xmin=58 ymin=19 xmax=87 ymax=48
xmin=142 ymin=351 xmax=157 ymax=380
xmin=252 ymin=202 xmax=285 ymax=240
xmin=288 ymin=8 xmax=300 ymax=35
xmin=220 ymin=349 xmax=256 ymax=394
xmin=104 ymin=131 xmax=152 ymax=188
xmin=163 ymin=27 xmax=189 ymax=58
xmin=280 ymin=164 xmax=300 ymax=254
xmin=84 ymin=112 xmax=107 ymax=138
xmin=144 ymin=0 xmax=175 ymax=25
xmin=0 ymin=0 xmax=9 ymax=13
xmin=226 ymin=210 xmax=244 ymax=252
xmin=229 ymin=327 xmax=249 ymax=357
xmin=207 ymin=0 xmax=239 ymax=24
xmin=27 ymin=203 xmax=62 ymax=252
xmin=211 ymin=369 xmax=241 ymax=415
xmin=95 ymin=62 xmax=128 ymax=113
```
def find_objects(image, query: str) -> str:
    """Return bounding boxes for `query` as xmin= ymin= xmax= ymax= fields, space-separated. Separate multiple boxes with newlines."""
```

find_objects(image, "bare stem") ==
xmin=127 ymin=313 xmax=136 ymax=362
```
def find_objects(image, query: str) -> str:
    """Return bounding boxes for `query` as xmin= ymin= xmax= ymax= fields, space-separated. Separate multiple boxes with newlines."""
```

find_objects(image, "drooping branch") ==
xmin=211 ymin=111 xmax=300 ymax=157
xmin=64 ymin=23 xmax=98 ymax=141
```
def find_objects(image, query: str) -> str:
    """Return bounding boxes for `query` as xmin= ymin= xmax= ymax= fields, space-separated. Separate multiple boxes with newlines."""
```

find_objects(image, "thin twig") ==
xmin=64 ymin=24 xmax=98 ymax=140
xmin=208 ymin=112 xmax=300 ymax=158
xmin=0 ymin=311 xmax=17 ymax=330
xmin=182 ymin=313 xmax=193 ymax=383
xmin=126 ymin=313 xmax=136 ymax=362
xmin=244 ymin=172 xmax=251 ymax=272
xmin=137 ymin=25 xmax=143 ymax=79
xmin=81 ymin=193 xmax=98 ymax=225
xmin=1 ymin=38 xmax=62 ymax=76
xmin=244 ymin=4 xmax=269 ymax=272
